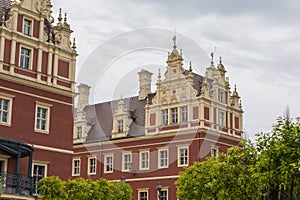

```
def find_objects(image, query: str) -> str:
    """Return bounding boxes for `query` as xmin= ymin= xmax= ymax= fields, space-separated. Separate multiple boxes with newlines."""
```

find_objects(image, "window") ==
xmin=88 ymin=157 xmax=96 ymax=175
xmin=162 ymin=109 xmax=168 ymax=125
xmin=211 ymin=148 xmax=218 ymax=159
xmin=35 ymin=102 xmax=51 ymax=133
xmin=122 ymin=153 xmax=132 ymax=171
xmin=72 ymin=158 xmax=80 ymax=176
xmin=20 ymin=47 xmax=31 ymax=69
xmin=23 ymin=19 xmax=32 ymax=36
xmin=158 ymin=149 xmax=168 ymax=168
xmin=140 ymin=151 xmax=149 ymax=170
xmin=139 ymin=191 xmax=148 ymax=200
xmin=171 ymin=108 xmax=178 ymax=124
xmin=219 ymin=111 xmax=225 ymax=126
xmin=32 ymin=163 xmax=47 ymax=194
xmin=178 ymin=147 xmax=188 ymax=167
xmin=77 ymin=126 xmax=82 ymax=138
xmin=104 ymin=155 xmax=113 ymax=173
xmin=219 ymin=89 xmax=225 ymax=103
xmin=0 ymin=98 xmax=9 ymax=124
xmin=160 ymin=190 xmax=168 ymax=200
xmin=181 ymin=106 xmax=188 ymax=123
xmin=117 ymin=120 xmax=124 ymax=132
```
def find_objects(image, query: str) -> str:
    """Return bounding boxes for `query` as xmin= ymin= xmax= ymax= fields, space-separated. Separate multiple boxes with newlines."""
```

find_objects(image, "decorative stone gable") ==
xmin=111 ymin=98 xmax=133 ymax=138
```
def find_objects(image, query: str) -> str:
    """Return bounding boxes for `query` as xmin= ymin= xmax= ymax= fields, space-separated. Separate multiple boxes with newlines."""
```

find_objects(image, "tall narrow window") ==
xmin=181 ymin=106 xmax=188 ymax=123
xmin=160 ymin=190 xmax=168 ymax=200
xmin=219 ymin=89 xmax=225 ymax=103
xmin=72 ymin=158 xmax=80 ymax=176
xmin=171 ymin=107 xmax=178 ymax=124
xmin=36 ymin=107 xmax=48 ymax=131
xmin=23 ymin=19 xmax=32 ymax=36
xmin=122 ymin=153 xmax=132 ymax=171
xmin=0 ymin=98 xmax=9 ymax=124
xmin=76 ymin=126 xmax=82 ymax=138
xmin=140 ymin=151 xmax=149 ymax=170
xmin=117 ymin=120 xmax=124 ymax=132
xmin=88 ymin=157 xmax=96 ymax=175
xmin=211 ymin=148 xmax=218 ymax=159
xmin=219 ymin=111 xmax=225 ymax=126
xmin=104 ymin=155 xmax=113 ymax=173
xmin=162 ymin=109 xmax=168 ymax=125
xmin=33 ymin=164 xmax=46 ymax=194
xmin=20 ymin=47 xmax=31 ymax=69
xmin=158 ymin=149 xmax=168 ymax=168
xmin=178 ymin=147 xmax=188 ymax=167
xmin=139 ymin=191 xmax=148 ymax=200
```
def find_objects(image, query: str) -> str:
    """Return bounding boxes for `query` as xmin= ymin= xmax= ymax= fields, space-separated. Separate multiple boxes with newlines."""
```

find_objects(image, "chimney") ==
xmin=77 ymin=83 xmax=91 ymax=119
xmin=138 ymin=69 xmax=153 ymax=100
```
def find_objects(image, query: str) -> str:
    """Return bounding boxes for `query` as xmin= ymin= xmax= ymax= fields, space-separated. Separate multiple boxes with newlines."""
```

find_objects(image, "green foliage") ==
xmin=38 ymin=176 xmax=132 ymax=200
xmin=176 ymin=117 xmax=300 ymax=200
xmin=38 ymin=176 xmax=67 ymax=200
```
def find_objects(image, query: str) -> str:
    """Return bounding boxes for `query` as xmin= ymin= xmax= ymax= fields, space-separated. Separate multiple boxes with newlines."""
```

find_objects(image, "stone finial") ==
xmin=1 ymin=12 xmax=5 ymax=24
xmin=64 ymin=13 xmax=67 ymax=23
xmin=58 ymin=8 xmax=62 ymax=24
xmin=189 ymin=61 xmax=193 ymax=73
xmin=72 ymin=38 xmax=76 ymax=50
xmin=173 ymin=30 xmax=177 ymax=49
xmin=210 ymin=52 xmax=214 ymax=66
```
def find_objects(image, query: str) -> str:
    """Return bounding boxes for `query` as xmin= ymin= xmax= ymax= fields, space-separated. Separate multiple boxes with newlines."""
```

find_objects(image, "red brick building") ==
xmin=73 ymin=37 xmax=243 ymax=199
xmin=0 ymin=0 xmax=77 ymax=199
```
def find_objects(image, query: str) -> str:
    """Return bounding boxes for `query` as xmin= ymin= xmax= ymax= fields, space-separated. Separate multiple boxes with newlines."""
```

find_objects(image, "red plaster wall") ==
xmin=4 ymin=39 xmax=11 ymax=63
xmin=58 ymin=60 xmax=69 ymax=78
xmin=33 ymin=20 xmax=40 ymax=38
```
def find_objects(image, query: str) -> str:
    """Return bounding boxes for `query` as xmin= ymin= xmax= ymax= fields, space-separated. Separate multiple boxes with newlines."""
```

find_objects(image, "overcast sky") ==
xmin=52 ymin=0 xmax=300 ymax=139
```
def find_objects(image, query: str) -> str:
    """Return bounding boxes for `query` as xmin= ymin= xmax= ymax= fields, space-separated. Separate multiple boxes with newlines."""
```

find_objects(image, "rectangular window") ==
xmin=162 ymin=109 xmax=168 ymax=125
xmin=219 ymin=111 xmax=225 ymax=126
xmin=219 ymin=89 xmax=225 ymax=103
xmin=178 ymin=147 xmax=188 ymax=167
xmin=139 ymin=191 xmax=148 ymax=200
xmin=72 ymin=158 xmax=80 ymax=176
xmin=122 ymin=153 xmax=132 ymax=171
xmin=88 ymin=157 xmax=96 ymax=175
xmin=211 ymin=148 xmax=218 ymax=159
xmin=181 ymin=106 xmax=188 ymax=122
xmin=158 ymin=149 xmax=168 ymax=168
xmin=117 ymin=120 xmax=124 ymax=132
xmin=160 ymin=190 xmax=168 ymax=200
xmin=32 ymin=164 xmax=46 ymax=194
xmin=140 ymin=151 xmax=149 ymax=170
xmin=20 ymin=47 xmax=31 ymax=69
xmin=23 ymin=19 xmax=32 ymax=36
xmin=0 ymin=98 xmax=9 ymax=124
xmin=77 ymin=126 xmax=82 ymax=138
xmin=36 ymin=107 xmax=48 ymax=131
xmin=104 ymin=155 xmax=113 ymax=173
xmin=171 ymin=107 xmax=178 ymax=124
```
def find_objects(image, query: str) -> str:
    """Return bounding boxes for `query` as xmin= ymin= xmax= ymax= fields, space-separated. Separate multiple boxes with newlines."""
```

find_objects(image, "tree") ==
xmin=256 ymin=117 xmax=300 ymax=200
xmin=38 ymin=176 xmax=67 ymax=200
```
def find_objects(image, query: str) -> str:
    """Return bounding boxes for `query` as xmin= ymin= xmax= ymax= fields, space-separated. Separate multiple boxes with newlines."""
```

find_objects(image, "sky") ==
xmin=52 ymin=0 xmax=300 ymax=139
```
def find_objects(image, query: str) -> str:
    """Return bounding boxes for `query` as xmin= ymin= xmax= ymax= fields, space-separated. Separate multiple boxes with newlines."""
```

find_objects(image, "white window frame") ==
xmin=76 ymin=126 xmax=82 ymax=138
xmin=139 ymin=151 xmax=149 ymax=170
xmin=35 ymin=102 xmax=52 ymax=134
xmin=158 ymin=149 xmax=168 ymax=169
xmin=19 ymin=46 xmax=32 ymax=69
xmin=211 ymin=147 xmax=219 ymax=159
xmin=104 ymin=154 xmax=114 ymax=173
xmin=87 ymin=157 xmax=97 ymax=175
xmin=162 ymin=109 xmax=168 ymax=125
xmin=23 ymin=18 xmax=32 ymax=36
xmin=219 ymin=89 xmax=225 ymax=103
xmin=117 ymin=119 xmax=124 ymax=133
xmin=138 ymin=189 xmax=149 ymax=200
xmin=171 ymin=107 xmax=178 ymax=124
xmin=219 ymin=110 xmax=225 ymax=127
xmin=122 ymin=152 xmax=132 ymax=172
xmin=181 ymin=106 xmax=188 ymax=123
xmin=158 ymin=189 xmax=168 ymax=200
xmin=32 ymin=161 xmax=48 ymax=194
xmin=178 ymin=146 xmax=189 ymax=167
xmin=0 ymin=93 xmax=14 ymax=126
xmin=72 ymin=158 xmax=81 ymax=176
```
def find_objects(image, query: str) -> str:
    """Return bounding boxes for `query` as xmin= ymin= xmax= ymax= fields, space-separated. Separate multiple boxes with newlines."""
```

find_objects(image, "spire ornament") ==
xmin=72 ymin=38 xmax=76 ymax=50
xmin=210 ymin=52 xmax=214 ymax=66
xmin=58 ymin=8 xmax=62 ymax=24
xmin=189 ymin=61 xmax=193 ymax=73
xmin=172 ymin=30 xmax=177 ymax=49
xmin=64 ymin=13 xmax=67 ymax=23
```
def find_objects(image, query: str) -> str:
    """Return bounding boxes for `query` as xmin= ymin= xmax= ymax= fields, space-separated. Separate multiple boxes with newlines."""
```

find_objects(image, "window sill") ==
xmin=34 ymin=129 xmax=49 ymax=134
xmin=0 ymin=122 xmax=11 ymax=127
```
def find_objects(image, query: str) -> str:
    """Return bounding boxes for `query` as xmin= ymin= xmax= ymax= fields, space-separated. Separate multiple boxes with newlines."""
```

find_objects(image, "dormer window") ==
xmin=117 ymin=120 xmax=124 ymax=133
xmin=218 ymin=89 xmax=225 ymax=104
xmin=23 ymin=19 xmax=32 ymax=36
xmin=171 ymin=108 xmax=178 ymax=124
xmin=162 ymin=109 xmax=168 ymax=125
xmin=76 ymin=126 xmax=82 ymax=138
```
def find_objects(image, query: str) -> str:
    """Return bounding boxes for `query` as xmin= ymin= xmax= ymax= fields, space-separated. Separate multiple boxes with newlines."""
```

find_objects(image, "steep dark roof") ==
xmin=0 ymin=0 xmax=11 ymax=20
xmin=84 ymin=96 xmax=152 ymax=142
xmin=183 ymin=70 xmax=204 ymax=96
